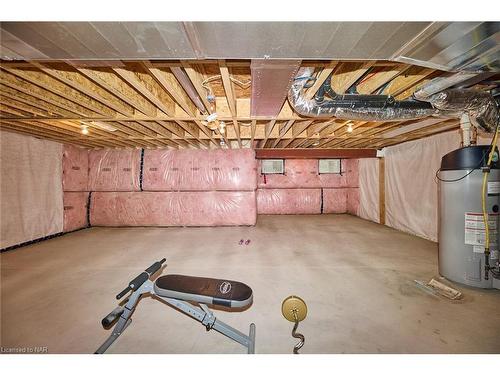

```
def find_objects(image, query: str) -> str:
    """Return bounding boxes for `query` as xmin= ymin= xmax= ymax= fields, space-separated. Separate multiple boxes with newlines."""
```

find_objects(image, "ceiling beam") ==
xmin=331 ymin=61 xmax=376 ymax=93
xmin=113 ymin=63 xmax=175 ymax=116
xmin=255 ymin=148 xmax=377 ymax=159
xmin=304 ymin=62 xmax=338 ymax=100
xmin=181 ymin=62 xmax=213 ymax=114
xmin=219 ymin=60 xmax=241 ymax=147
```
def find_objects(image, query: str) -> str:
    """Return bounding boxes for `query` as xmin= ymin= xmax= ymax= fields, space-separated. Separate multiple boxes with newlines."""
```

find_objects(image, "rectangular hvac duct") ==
xmin=250 ymin=59 xmax=301 ymax=118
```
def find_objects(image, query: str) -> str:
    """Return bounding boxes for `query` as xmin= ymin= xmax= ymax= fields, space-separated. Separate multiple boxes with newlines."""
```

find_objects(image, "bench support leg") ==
xmin=157 ymin=297 xmax=256 ymax=353
xmin=95 ymin=281 xmax=153 ymax=354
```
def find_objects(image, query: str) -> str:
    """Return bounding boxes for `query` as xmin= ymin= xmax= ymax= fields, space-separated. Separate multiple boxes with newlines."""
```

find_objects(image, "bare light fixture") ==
xmin=219 ymin=121 xmax=226 ymax=135
xmin=80 ymin=123 xmax=89 ymax=135
xmin=312 ymin=132 xmax=320 ymax=146
xmin=347 ymin=123 xmax=353 ymax=133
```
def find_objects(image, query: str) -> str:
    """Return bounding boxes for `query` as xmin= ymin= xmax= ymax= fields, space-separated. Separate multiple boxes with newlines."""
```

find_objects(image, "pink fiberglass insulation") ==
xmin=211 ymin=149 xmax=257 ymax=190
xmin=341 ymin=159 xmax=359 ymax=188
xmin=257 ymin=159 xmax=359 ymax=188
xmin=88 ymin=149 xmax=141 ymax=191
xmin=143 ymin=149 xmax=257 ymax=191
xmin=62 ymin=145 xmax=89 ymax=191
xmin=256 ymin=188 xmax=321 ymax=214
xmin=347 ymin=188 xmax=360 ymax=215
xmin=258 ymin=159 xmax=321 ymax=188
xmin=90 ymin=191 xmax=257 ymax=227
xmin=322 ymin=189 xmax=348 ymax=214
xmin=63 ymin=192 xmax=89 ymax=232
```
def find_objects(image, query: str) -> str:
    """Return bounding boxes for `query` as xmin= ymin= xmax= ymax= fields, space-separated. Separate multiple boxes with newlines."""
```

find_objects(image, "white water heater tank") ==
xmin=438 ymin=145 xmax=500 ymax=289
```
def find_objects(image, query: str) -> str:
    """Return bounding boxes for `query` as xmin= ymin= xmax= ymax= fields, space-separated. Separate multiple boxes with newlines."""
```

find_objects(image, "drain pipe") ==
xmin=460 ymin=113 xmax=473 ymax=147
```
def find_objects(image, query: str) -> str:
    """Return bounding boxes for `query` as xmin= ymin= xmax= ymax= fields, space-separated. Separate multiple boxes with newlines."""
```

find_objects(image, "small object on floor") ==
xmin=282 ymin=295 xmax=307 ymax=354
xmin=245 ymin=239 xmax=251 ymax=245
xmin=414 ymin=280 xmax=441 ymax=298
xmin=239 ymin=239 xmax=244 ymax=245
xmin=413 ymin=279 xmax=462 ymax=300
xmin=427 ymin=278 xmax=462 ymax=300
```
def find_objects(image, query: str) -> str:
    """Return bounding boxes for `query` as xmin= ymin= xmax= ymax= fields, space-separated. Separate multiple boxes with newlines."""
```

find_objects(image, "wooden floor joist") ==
xmin=0 ymin=59 xmax=483 ymax=150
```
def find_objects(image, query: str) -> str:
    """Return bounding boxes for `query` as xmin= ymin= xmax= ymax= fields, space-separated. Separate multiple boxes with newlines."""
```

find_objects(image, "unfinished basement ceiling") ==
xmin=1 ymin=22 xmax=499 ymax=72
xmin=0 ymin=22 xmax=499 ymax=150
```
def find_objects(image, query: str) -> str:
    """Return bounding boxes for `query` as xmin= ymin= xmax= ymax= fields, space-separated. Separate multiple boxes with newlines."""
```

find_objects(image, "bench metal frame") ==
xmin=95 ymin=280 xmax=256 ymax=354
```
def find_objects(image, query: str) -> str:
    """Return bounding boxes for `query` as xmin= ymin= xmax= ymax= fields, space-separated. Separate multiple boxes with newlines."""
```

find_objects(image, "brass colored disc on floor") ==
xmin=282 ymin=295 xmax=307 ymax=322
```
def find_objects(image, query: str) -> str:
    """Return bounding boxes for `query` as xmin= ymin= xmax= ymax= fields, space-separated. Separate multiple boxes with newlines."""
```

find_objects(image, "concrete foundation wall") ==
xmin=90 ymin=191 xmax=257 ymax=227
xmin=61 ymin=146 xmax=363 ymax=230
xmin=257 ymin=158 xmax=360 ymax=215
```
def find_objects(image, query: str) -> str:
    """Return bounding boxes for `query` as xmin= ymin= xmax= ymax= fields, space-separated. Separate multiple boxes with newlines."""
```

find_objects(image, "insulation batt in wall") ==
xmin=90 ymin=191 xmax=257 ymax=227
xmin=346 ymin=188 xmax=360 ymax=215
xmin=257 ymin=159 xmax=359 ymax=188
xmin=63 ymin=192 xmax=89 ymax=232
xmin=257 ymin=158 xmax=359 ymax=214
xmin=143 ymin=149 xmax=257 ymax=191
xmin=58 ymin=146 xmax=363 ymax=230
xmin=62 ymin=145 xmax=89 ymax=191
xmin=323 ymin=189 xmax=347 ymax=214
xmin=322 ymin=188 xmax=360 ymax=215
xmin=88 ymin=149 xmax=141 ymax=191
xmin=256 ymin=189 xmax=321 ymax=214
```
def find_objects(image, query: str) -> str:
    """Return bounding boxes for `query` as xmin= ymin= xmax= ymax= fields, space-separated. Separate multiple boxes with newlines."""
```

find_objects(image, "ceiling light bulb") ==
xmin=312 ymin=141 xmax=320 ymax=146
xmin=347 ymin=123 xmax=353 ymax=133
xmin=81 ymin=124 xmax=89 ymax=135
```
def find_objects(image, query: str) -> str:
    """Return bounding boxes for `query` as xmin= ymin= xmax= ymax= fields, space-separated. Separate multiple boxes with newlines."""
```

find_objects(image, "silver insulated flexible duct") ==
xmin=288 ymin=67 xmax=499 ymax=132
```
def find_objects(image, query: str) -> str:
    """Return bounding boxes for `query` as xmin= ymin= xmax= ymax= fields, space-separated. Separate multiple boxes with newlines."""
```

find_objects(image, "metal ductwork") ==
xmin=420 ymin=89 xmax=499 ymax=133
xmin=288 ymin=67 xmax=499 ymax=133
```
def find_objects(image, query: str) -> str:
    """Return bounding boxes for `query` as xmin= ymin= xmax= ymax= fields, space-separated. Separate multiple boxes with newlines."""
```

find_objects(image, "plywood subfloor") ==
xmin=1 ymin=215 xmax=499 ymax=354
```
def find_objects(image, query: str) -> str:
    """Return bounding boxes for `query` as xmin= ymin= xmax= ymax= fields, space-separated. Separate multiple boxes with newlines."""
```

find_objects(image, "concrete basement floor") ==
xmin=1 ymin=215 xmax=499 ymax=354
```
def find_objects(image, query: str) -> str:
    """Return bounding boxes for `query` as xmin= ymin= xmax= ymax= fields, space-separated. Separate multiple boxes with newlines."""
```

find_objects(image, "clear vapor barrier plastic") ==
xmin=256 ymin=189 xmax=321 ymax=214
xmin=90 ymin=191 xmax=257 ymax=227
xmin=88 ymin=149 xmax=141 ymax=191
xmin=62 ymin=145 xmax=89 ymax=192
xmin=143 ymin=149 xmax=257 ymax=191
xmin=63 ymin=192 xmax=89 ymax=232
